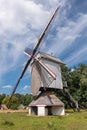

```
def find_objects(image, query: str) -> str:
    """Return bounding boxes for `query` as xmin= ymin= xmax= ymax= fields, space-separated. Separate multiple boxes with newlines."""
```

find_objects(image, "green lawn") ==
xmin=0 ymin=110 xmax=87 ymax=130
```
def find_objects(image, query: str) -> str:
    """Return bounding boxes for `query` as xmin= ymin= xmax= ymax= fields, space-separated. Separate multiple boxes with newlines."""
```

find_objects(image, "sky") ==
xmin=0 ymin=0 xmax=87 ymax=95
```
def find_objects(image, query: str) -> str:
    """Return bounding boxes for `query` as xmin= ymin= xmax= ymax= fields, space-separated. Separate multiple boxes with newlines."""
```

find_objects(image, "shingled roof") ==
xmin=29 ymin=91 xmax=64 ymax=107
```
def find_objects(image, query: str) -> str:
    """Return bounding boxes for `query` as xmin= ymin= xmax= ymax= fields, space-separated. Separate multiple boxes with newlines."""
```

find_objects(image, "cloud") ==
xmin=0 ymin=0 xmax=67 ymax=80
xmin=0 ymin=0 xmax=50 ymax=79
xmin=64 ymin=45 xmax=87 ymax=67
xmin=0 ymin=0 xmax=49 ymax=34
xmin=0 ymin=0 xmax=87 ymax=95
xmin=49 ymin=14 xmax=87 ymax=51
xmin=23 ymin=85 xmax=29 ymax=90
xmin=2 ymin=85 xmax=12 ymax=89
xmin=33 ymin=0 xmax=67 ymax=10
xmin=46 ymin=12 xmax=87 ymax=61
xmin=0 ymin=84 xmax=13 ymax=94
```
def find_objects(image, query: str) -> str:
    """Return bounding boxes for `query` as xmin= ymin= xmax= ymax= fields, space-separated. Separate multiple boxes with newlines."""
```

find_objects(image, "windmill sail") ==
xmin=31 ymin=61 xmax=55 ymax=95
xmin=9 ymin=7 xmax=59 ymax=100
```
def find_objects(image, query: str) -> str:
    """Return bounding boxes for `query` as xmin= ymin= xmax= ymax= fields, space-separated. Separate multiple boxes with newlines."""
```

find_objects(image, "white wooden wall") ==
xmin=43 ymin=59 xmax=63 ymax=89
xmin=52 ymin=106 xmax=65 ymax=116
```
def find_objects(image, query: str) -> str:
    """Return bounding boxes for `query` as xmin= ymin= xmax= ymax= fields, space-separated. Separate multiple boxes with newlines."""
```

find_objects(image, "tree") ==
xmin=77 ymin=64 xmax=87 ymax=107
xmin=23 ymin=94 xmax=34 ymax=106
xmin=14 ymin=93 xmax=34 ymax=106
xmin=2 ymin=95 xmax=20 ymax=109
xmin=0 ymin=94 xmax=6 ymax=104
xmin=14 ymin=93 xmax=25 ymax=104
xmin=61 ymin=64 xmax=87 ymax=108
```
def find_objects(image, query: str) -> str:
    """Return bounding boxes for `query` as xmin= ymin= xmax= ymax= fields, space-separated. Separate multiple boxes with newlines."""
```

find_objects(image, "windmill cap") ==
xmin=37 ymin=51 xmax=65 ymax=65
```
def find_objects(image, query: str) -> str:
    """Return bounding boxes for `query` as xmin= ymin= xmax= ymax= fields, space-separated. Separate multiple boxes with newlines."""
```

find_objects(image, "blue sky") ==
xmin=0 ymin=0 xmax=87 ymax=95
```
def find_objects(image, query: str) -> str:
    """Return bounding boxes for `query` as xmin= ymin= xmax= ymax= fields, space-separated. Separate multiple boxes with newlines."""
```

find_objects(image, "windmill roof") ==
xmin=29 ymin=91 xmax=64 ymax=107
xmin=37 ymin=52 xmax=65 ymax=65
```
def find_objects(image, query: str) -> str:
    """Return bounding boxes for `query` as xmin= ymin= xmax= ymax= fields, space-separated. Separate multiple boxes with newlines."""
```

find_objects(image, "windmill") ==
xmin=25 ymin=51 xmax=65 ymax=116
xmin=25 ymin=51 xmax=79 ymax=116
xmin=9 ymin=7 xmax=80 ymax=115
xmin=9 ymin=7 xmax=59 ymax=100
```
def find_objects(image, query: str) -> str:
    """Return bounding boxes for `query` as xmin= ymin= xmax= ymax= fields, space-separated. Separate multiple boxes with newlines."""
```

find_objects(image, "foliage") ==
xmin=1 ymin=94 xmax=34 ymax=109
xmin=0 ymin=94 xmax=6 ymax=104
xmin=14 ymin=93 xmax=34 ymax=106
xmin=0 ymin=64 xmax=87 ymax=109
xmin=61 ymin=64 xmax=87 ymax=108
xmin=2 ymin=95 xmax=19 ymax=109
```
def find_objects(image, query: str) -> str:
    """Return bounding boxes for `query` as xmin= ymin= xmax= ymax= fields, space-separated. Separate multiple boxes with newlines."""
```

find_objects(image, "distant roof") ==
xmin=18 ymin=104 xmax=25 ymax=110
xmin=1 ymin=104 xmax=8 ymax=110
xmin=37 ymin=52 xmax=65 ymax=65
xmin=29 ymin=91 xmax=64 ymax=107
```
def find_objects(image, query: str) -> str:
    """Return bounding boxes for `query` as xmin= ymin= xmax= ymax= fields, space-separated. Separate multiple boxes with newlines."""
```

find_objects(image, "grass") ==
xmin=0 ymin=110 xmax=87 ymax=130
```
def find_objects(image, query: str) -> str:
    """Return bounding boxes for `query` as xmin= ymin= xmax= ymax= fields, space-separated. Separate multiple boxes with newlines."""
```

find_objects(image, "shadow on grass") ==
xmin=1 ymin=120 xmax=14 ymax=126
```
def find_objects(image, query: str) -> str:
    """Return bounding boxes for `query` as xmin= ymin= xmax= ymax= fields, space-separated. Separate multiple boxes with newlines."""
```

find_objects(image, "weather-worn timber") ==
xmin=9 ymin=6 xmax=81 ymax=112
xmin=9 ymin=7 xmax=59 ymax=100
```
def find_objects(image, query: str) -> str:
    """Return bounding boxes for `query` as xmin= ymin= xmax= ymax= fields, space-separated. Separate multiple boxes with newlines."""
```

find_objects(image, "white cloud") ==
xmin=23 ymin=85 xmax=29 ymax=90
xmin=0 ymin=0 xmax=50 ymax=79
xmin=0 ymin=0 xmax=87 ymax=95
xmin=2 ymin=85 xmax=12 ymax=89
xmin=0 ymin=0 xmax=67 ymax=80
xmin=47 ymin=13 xmax=87 ymax=57
xmin=65 ymin=45 xmax=87 ymax=66
xmin=0 ymin=0 xmax=49 ymax=34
